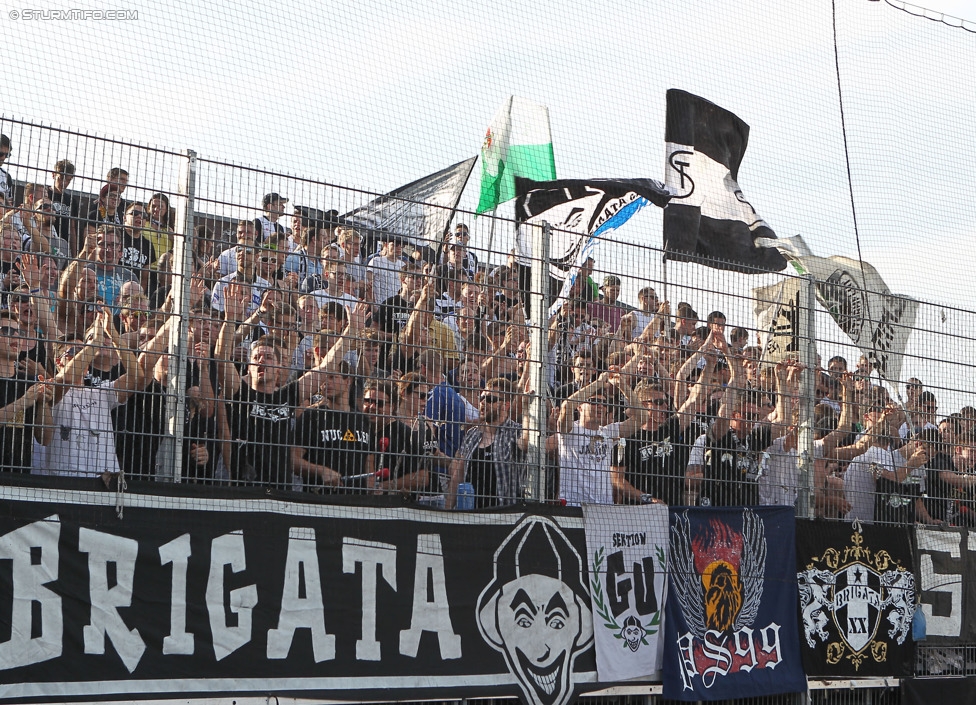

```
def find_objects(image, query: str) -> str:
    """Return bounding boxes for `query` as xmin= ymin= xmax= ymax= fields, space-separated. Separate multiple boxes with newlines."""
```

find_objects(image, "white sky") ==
xmin=2 ymin=0 xmax=975 ymax=404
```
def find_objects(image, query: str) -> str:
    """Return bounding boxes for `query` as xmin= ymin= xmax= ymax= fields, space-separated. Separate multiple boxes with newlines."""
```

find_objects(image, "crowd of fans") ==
xmin=2 ymin=135 xmax=975 ymax=525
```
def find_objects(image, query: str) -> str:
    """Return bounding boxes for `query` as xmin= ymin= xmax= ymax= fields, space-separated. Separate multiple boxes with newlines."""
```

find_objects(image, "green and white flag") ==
xmin=476 ymin=95 xmax=555 ymax=213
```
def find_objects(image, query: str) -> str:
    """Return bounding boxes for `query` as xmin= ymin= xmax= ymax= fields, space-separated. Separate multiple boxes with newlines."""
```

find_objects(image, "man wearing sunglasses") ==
xmin=361 ymin=379 xmax=423 ymax=494
xmin=8 ymin=183 xmax=56 ymax=256
xmin=119 ymin=202 xmax=156 ymax=293
xmin=447 ymin=378 xmax=531 ymax=509
xmin=557 ymin=367 xmax=647 ymax=506
xmin=210 ymin=236 xmax=271 ymax=319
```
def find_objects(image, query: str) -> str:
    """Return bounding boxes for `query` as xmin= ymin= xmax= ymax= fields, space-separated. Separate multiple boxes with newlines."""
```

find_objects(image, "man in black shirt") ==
xmin=362 ymin=380 xmax=423 ymax=493
xmin=0 ymin=312 xmax=53 ymax=470
xmin=293 ymin=362 xmax=374 ymax=491
xmin=372 ymin=262 xmax=423 ymax=354
xmin=699 ymin=355 xmax=788 ymax=507
xmin=50 ymin=159 xmax=79 ymax=252
xmin=119 ymin=202 xmax=156 ymax=292
xmin=216 ymin=281 xmax=367 ymax=487
xmin=613 ymin=381 xmax=702 ymax=506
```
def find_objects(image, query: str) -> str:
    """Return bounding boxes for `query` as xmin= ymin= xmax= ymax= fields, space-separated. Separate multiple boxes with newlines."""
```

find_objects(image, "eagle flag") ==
xmin=796 ymin=520 xmax=916 ymax=677
xmin=753 ymin=278 xmax=803 ymax=364
xmin=663 ymin=89 xmax=786 ymax=273
xmin=514 ymin=176 xmax=673 ymax=317
xmin=664 ymin=506 xmax=805 ymax=701
xmin=583 ymin=504 xmax=670 ymax=683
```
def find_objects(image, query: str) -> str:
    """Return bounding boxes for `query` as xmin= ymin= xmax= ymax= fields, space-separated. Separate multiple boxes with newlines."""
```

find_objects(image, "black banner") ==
xmin=916 ymin=526 xmax=976 ymax=644
xmin=903 ymin=676 xmax=976 ymax=705
xmin=0 ymin=487 xmax=599 ymax=704
xmin=796 ymin=520 xmax=916 ymax=677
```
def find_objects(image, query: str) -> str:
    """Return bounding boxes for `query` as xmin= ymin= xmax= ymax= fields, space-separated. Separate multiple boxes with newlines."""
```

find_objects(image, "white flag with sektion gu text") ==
xmin=762 ymin=235 xmax=919 ymax=381
xmin=583 ymin=504 xmax=669 ymax=682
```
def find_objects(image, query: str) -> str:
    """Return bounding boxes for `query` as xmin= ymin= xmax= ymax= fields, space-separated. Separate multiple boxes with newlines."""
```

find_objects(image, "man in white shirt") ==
xmin=211 ymin=241 xmax=271 ymax=317
xmin=254 ymin=192 xmax=288 ymax=241
xmin=0 ymin=135 xmax=13 ymax=205
xmin=215 ymin=220 xmax=261 ymax=277
xmin=39 ymin=309 xmax=149 ymax=477
xmin=557 ymin=368 xmax=646 ymax=506
xmin=366 ymin=236 xmax=405 ymax=305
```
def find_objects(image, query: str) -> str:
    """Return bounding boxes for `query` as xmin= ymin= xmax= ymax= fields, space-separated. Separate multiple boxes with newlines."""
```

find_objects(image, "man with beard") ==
xmin=447 ymin=377 xmax=530 ymax=509
xmin=216 ymin=283 xmax=365 ymax=487
xmin=361 ymin=379 xmax=423 ymax=494
xmin=612 ymin=380 xmax=705 ymax=506
xmin=476 ymin=515 xmax=593 ymax=705
xmin=293 ymin=360 xmax=373 ymax=492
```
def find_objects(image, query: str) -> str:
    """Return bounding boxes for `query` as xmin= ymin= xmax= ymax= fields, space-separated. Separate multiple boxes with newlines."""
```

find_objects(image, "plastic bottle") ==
xmin=456 ymin=482 xmax=475 ymax=510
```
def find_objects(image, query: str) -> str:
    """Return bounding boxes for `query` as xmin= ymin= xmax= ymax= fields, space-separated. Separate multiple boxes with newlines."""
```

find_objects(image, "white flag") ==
xmin=582 ymin=504 xmax=669 ymax=682
xmin=762 ymin=236 xmax=918 ymax=382
xmin=753 ymin=278 xmax=802 ymax=364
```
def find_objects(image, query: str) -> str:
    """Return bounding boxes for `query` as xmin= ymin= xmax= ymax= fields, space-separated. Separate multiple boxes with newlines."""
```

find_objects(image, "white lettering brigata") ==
xmin=399 ymin=534 xmax=461 ymax=659
xmin=343 ymin=538 xmax=397 ymax=661
xmin=159 ymin=534 xmax=194 ymax=655
xmin=0 ymin=516 xmax=62 ymax=668
xmin=207 ymin=530 xmax=258 ymax=661
xmin=79 ymin=528 xmax=146 ymax=672
xmin=0 ymin=519 xmax=465 ymax=671
xmin=268 ymin=526 xmax=336 ymax=662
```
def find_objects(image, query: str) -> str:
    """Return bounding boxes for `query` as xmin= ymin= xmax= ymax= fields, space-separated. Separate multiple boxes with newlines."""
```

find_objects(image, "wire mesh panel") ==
xmin=1 ymin=0 xmax=976 ymax=702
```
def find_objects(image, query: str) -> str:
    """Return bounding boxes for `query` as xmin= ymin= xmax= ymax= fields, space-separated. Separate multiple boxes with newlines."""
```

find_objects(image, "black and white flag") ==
xmin=515 ymin=177 xmax=672 ymax=316
xmin=770 ymin=236 xmax=918 ymax=382
xmin=343 ymin=157 xmax=477 ymax=248
xmin=753 ymin=278 xmax=802 ymax=364
xmin=663 ymin=89 xmax=786 ymax=273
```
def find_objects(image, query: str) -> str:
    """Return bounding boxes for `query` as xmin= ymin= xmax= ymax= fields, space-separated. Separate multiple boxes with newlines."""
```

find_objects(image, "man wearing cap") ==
xmin=588 ymin=275 xmax=634 ymax=334
xmin=254 ymin=192 xmax=288 ymax=242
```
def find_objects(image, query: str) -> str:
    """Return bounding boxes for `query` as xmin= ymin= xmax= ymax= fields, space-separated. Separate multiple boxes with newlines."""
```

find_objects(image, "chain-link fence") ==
xmin=1 ymin=115 xmax=974 ymax=702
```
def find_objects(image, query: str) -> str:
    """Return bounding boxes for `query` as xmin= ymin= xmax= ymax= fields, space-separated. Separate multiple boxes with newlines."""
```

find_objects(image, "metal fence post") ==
xmin=525 ymin=221 xmax=551 ymax=503
xmin=796 ymin=273 xmax=818 ymax=518
xmin=156 ymin=148 xmax=197 ymax=482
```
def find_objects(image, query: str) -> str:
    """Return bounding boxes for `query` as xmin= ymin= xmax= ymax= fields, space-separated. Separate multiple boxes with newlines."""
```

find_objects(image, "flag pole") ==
xmin=661 ymin=255 xmax=669 ymax=304
xmin=485 ymin=208 xmax=498 ymax=270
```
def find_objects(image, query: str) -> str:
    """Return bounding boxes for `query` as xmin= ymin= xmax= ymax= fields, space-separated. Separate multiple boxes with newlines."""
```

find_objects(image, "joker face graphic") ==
xmin=477 ymin=516 xmax=593 ymax=705
xmin=621 ymin=615 xmax=647 ymax=653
